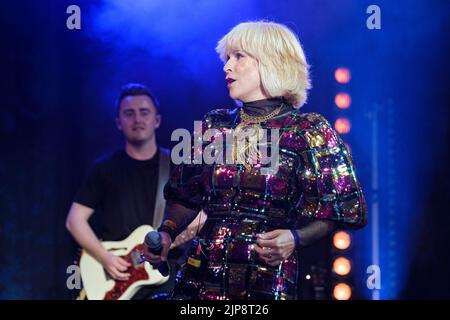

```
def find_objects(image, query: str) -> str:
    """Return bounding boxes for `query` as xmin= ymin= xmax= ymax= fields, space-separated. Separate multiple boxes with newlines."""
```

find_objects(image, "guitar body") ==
xmin=79 ymin=225 xmax=169 ymax=300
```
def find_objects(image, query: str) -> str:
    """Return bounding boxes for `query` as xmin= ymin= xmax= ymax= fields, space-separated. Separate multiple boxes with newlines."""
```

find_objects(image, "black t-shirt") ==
xmin=74 ymin=149 xmax=160 ymax=242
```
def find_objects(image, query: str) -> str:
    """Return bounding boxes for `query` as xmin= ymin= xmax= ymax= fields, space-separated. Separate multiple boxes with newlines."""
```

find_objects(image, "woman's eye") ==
xmin=236 ymin=52 xmax=244 ymax=59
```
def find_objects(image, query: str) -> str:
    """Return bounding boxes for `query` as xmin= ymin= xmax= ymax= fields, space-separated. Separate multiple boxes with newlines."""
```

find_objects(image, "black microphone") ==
xmin=144 ymin=231 xmax=170 ymax=277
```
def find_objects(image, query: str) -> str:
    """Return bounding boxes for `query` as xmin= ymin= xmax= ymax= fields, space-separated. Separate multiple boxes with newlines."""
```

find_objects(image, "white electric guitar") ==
xmin=79 ymin=225 xmax=168 ymax=300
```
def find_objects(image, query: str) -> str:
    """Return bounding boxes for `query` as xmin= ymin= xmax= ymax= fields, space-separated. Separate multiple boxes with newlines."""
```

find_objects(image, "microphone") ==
xmin=144 ymin=231 xmax=170 ymax=277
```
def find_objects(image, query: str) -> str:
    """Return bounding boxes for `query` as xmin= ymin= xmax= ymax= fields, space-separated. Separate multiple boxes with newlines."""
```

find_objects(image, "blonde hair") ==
xmin=216 ymin=21 xmax=311 ymax=108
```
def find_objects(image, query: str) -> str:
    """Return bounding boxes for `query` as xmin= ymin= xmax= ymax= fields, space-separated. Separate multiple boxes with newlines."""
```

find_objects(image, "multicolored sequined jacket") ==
xmin=162 ymin=106 xmax=367 ymax=300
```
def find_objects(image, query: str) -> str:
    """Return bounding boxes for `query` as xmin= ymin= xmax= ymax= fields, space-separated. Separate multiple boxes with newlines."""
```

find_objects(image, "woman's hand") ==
xmin=142 ymin=231 xmax=172 ymax=269
xmin=254 ymin=229 xmax=295 ymax=267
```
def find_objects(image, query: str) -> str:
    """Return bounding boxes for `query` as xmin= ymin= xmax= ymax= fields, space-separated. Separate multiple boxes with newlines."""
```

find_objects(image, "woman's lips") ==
xmin=226 ymin=78 xmax=236 ymax=88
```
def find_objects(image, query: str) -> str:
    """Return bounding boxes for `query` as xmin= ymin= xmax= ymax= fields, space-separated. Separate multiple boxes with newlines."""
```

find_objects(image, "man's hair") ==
xmin=216 ymin=21 xmax=311 ymax=108
xmin=115 ymin=83 xmax=161 ymax=115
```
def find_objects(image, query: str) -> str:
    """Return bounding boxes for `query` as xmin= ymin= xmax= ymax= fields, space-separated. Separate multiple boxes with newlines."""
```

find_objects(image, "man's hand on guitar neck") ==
xmin=98 ymin=251 xmax=131 ymax=281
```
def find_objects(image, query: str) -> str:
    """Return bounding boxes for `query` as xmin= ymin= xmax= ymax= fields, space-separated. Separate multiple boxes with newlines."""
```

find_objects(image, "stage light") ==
xmin=333 ymin=283 xmax=352 ymax=300
xmin=335 ymin=68 xmax=351 ymax=84
xmin=333 ymin=231 xmax=351 ymax=250
xmin=333 ymin=257 xmax=351 ymax=276
xmin=334 ymin=118 xmax=351 ymax=134
xmin=335 ymin=92 xmax=351 ymax=109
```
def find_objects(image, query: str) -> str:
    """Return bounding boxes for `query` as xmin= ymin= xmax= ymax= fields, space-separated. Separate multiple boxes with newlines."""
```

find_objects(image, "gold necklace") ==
xmin=233 ymin=106 xmax=282 ymax=171
xmin=239 ymin=106 xmax=282 ymax=123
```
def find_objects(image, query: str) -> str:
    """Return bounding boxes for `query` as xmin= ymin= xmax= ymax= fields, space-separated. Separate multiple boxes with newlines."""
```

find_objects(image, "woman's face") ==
xmin=223 ymin=49 xmax=268 ymax=102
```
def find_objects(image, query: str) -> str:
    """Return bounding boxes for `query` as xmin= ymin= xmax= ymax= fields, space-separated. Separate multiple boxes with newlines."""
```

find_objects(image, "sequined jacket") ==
xmin=164 ymin=107 xmax=367 ymax=231
xmin=161 ymin=107 xmax=367 ymax=300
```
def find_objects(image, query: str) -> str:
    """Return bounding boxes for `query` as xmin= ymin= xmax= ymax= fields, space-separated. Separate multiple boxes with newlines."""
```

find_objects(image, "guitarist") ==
xmin=66 ymin=83 xmax=205 ymax=299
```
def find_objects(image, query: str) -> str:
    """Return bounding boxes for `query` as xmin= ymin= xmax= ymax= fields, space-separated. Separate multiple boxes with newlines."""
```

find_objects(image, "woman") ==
xmin=146 ymin=21 xmax=367 ymax=300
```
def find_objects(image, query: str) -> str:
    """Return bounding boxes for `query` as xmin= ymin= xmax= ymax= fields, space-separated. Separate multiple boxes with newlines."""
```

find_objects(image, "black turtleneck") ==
xmin=242 ymin=97 xmax=294 ymax=117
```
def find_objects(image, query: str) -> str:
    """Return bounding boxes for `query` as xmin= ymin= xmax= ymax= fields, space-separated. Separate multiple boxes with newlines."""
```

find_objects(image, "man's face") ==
xmin=116 ymin=95 xmax=161 ymax=145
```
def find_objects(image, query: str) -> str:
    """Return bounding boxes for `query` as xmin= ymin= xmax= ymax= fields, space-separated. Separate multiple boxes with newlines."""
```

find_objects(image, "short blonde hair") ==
xmin=216 ymin=21 xmax=311 ymax=108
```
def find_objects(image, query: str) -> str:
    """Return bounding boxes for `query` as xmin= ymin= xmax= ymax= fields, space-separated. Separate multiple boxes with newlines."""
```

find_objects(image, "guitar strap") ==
xmin=152 ymin=147 xmax=170 ymax=229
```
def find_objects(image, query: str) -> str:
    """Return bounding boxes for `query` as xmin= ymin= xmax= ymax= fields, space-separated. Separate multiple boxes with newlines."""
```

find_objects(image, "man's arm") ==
xmin=65 ymin=202 xmax=131 ymax=280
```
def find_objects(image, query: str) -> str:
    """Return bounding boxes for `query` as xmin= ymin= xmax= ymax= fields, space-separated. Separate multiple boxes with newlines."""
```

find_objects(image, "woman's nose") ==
xmin=223 ymin=60 xmax=233 ymax=73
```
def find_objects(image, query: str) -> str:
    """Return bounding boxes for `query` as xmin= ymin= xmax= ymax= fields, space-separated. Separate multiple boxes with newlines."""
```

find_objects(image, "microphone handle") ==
xmin=158 ymin=260 xmax=170 ymax=277
xmin=146 ymin=239 xmax=170 ymax=277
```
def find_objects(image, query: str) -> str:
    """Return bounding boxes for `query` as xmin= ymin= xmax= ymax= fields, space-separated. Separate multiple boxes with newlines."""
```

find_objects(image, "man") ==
xmin=66 ymin=83 xmax=205 ymax=299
